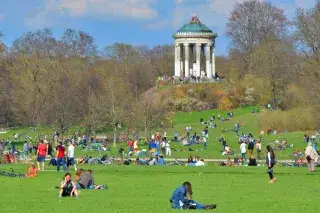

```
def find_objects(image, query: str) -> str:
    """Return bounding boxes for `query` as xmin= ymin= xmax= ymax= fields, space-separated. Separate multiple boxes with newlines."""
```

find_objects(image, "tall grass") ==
xmin=258 ymin=107 xmax=319 ymax=132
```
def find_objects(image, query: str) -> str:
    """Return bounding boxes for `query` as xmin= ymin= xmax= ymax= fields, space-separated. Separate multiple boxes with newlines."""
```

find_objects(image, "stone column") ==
xmin=174 ymin=43 xmax=181 ymax=77
xmin=196 ymin=43 xmax=201 ymax=77
xmin=206 ymin=43 xmax=212 ymax=79
xmin=211 ymin=45 xmax=216 ymax=78
xmin=184 ymin=43 xmax=190 ymax=77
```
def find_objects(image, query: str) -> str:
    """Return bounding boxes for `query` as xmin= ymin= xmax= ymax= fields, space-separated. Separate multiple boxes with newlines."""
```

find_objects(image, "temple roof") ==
xmin=177 ymin=14 xmax=213 ymax=33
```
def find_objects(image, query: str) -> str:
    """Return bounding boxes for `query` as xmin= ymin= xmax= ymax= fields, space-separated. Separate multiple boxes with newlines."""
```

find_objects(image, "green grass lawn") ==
xmin=0 ymin=106 xmax=312 ymax=160
xmin=1 ymin=165 xmax=320 ymax=213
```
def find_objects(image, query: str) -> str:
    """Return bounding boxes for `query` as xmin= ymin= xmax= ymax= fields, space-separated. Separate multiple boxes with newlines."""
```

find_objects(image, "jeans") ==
xmin=241 ymin=153 xmax=246 ymax=161
xmin=56 ymin=158 xmax=66 ymax=171
xmin=171 ymin=200 xmax=205 ymax=209
xmin=267 ymin=164 xmax=274 ymax=179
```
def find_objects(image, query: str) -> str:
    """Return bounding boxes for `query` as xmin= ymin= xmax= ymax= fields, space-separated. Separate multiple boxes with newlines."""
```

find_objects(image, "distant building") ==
xmin=173 ymin=14 xmax=217 ymax=79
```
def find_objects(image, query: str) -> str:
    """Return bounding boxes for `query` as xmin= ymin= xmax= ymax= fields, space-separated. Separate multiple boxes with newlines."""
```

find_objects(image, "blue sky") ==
xmin=0 ymin=0 xmax=317 ymax=55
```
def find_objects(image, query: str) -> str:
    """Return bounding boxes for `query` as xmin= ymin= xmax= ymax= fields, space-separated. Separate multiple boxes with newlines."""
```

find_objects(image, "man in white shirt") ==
xmin=166 ymin=141 xmax=171 ymax=156
xmin=202 ymin=137 xmax=207 ymax=150
xmin=67 ymin=141 xmax=77 ymax=171
xmin=163 ymin=132 xmax=167 ymax=141
xmin=240 ymin=142 xmax=247 ymax=162
xmin=161 ymin=140 xmax=166 ymax=155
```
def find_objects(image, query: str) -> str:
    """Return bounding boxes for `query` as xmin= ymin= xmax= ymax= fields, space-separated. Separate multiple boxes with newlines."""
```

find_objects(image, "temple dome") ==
xmin=178 ymin=15 xmax=212 ymax=33
xmin=173 ymin=15 xmax=217 ymax=38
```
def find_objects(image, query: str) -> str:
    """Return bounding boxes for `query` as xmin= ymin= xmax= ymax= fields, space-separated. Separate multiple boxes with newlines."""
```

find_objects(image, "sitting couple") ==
xmin=75 ymin=169 xmax=107 ymax=190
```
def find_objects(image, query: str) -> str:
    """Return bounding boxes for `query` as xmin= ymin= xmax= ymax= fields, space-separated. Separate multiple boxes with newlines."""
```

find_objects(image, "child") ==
xmin=266 ymin=145 xmax=276 ymax=183
xmin=169 ymin=181 xmax=217 ymax=210
xmin=25 ymin=164 xmax=38 ymax=178
xmin=59 ymin=173 xmax=78 ymax=197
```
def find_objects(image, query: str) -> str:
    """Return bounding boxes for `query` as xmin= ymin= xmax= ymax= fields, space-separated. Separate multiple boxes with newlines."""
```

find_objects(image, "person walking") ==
xmin=255 ymin=140 xmax=262 ymax=160
xmin=305 ymin=142 xmax=318 ymax=172
xmin=266 ymin=145 xmax=276 ymax=183
xmin=67 ymin=141 xmax=77 ymax=172
xmin=36 ymin=140 xmax=47 ymax=171
xmin=202 ymin=136 xmax=207 ymax=150
xmin=240 ymin=141 xmax=246 ymax=162
xmin=56 ymin=141 xmax=66 ymax=172
xmin=166 ymin=140 xmax=171 ymax=156
xmin=247 ymin=140 xmax=254 ymax=158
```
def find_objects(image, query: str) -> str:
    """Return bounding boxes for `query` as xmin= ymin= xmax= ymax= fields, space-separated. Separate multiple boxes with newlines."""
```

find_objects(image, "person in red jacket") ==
xmin=56 ymin=141 xmax=66 ymax=172
xmin=128 ymin=139 xmax=134 ymax=152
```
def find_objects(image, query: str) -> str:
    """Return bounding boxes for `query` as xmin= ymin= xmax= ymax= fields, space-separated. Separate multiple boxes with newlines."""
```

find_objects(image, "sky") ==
xmin=0 ymin=0 xmax=317 ymax=55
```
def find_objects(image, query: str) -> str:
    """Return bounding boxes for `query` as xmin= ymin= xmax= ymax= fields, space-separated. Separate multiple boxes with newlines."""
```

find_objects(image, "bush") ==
xmin=258 ymin=107 xmax=320 ymax=132
xmin=218 ymin=96 xmax=233 ymax=111
xmin=164 ymin=97 xmax=210 ymax=112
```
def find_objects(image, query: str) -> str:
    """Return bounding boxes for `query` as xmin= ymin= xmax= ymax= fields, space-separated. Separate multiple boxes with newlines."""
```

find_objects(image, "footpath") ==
xmin=12 ymin=157 xmax=295 ymax=164
xmin=128 ymin=158 xmax=293 ymax=163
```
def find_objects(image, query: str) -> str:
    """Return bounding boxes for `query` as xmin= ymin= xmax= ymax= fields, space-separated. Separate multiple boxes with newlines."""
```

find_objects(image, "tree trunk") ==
xmin=113 ymin=125 xmax=117 ymax=147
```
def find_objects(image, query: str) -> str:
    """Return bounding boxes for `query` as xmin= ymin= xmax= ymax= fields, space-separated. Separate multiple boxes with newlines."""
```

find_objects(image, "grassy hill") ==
xmin=0 ymin=106 xmax=311 ymax=160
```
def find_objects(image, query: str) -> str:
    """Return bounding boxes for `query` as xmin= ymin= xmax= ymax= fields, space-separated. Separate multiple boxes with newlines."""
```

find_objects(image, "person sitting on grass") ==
xmin=87 ymin=170 xmax=108 ymax=190
xmin=170 ymin=181 xmax=217 ymax=210
xmin=226 ymin=158 xmax=233 ymax=166
xmin=25 ymin=164 xmax=38 ymax=178
xmin=59 ymin=173 xmax=78 ymax=198
xmin=75 ymin=169 xmax=92 ymax=189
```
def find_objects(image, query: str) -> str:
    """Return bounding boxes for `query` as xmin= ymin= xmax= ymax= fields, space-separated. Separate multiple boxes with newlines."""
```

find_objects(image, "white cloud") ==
xmin=170 ymin=0 xmax=307 ymax=34
xmin=25 ymin=0 xmax=158 ymax=28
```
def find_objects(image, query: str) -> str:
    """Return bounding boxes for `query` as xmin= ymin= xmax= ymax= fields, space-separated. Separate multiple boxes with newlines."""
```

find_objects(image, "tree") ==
xmin=57 ymin=29 xmax=97 ymax=58
xmin=9 ymin=55 xmax=55 ymax=124
xmin=11 ymin=29 xmax=57 ymax=58
xmin=149 ymin=45 xmax=174 ymax=77
xmin=45 ymin=59 xmax=88 ymax=136
xmin=294 ymin=1 xmax=320 ymax=62
xmin=227 ymin=0 xmax=288 ymax=53
xmin=134 ymin=88 xmax=166 ymax=137
xmin=0 ymin=32 xmax=5 ymax=53
xmin=88 ymin=65 xmax=131 ymax=147
xmin=251 ymin=40 xmax=295 ymax=109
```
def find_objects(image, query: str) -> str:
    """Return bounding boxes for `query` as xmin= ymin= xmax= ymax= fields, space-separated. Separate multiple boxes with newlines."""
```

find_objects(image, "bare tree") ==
xmin=57 ymin=29 xmax=97 ymax=58
xmin=0 ymin=32 xmax=5 ymax=53
xmin=294 ymin=1 xmax=320 ymax=62
xmin=134 ymin=88 xmax=166 ymax=137
xmin=11 ymin=29 xmax=57 ymax=58
xmin=227 ymin=0 xmax=288 ymax=53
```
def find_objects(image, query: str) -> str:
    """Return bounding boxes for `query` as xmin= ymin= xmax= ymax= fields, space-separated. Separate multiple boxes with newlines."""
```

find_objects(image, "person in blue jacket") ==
xmin=169 ymin=181 xmax=217 ymax=210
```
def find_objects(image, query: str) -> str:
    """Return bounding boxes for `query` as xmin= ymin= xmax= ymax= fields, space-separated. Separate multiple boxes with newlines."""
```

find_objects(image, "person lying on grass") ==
xmin=170 ymin=181 xmax=217 ymax=210
xmin=25 ymin=164 xmax=38 ymax=178
xmin=59 ymin=173 xmax=78 ymax=197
